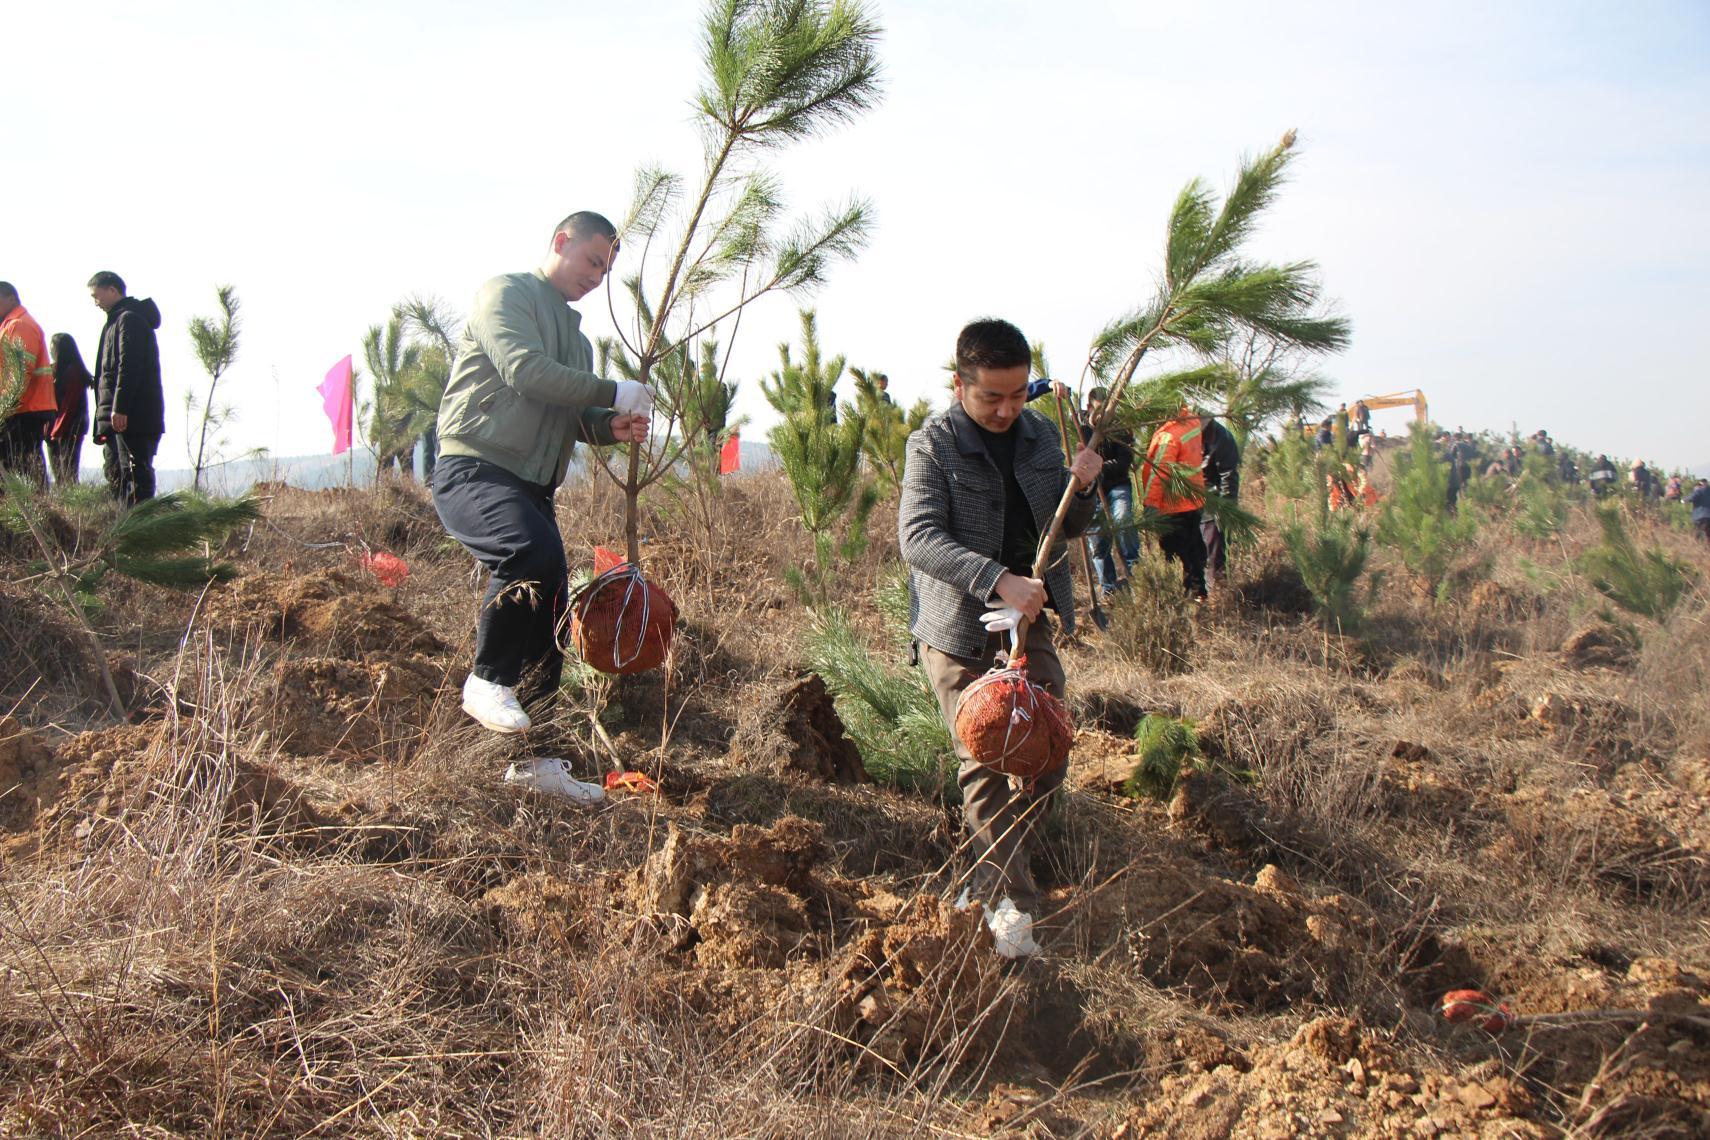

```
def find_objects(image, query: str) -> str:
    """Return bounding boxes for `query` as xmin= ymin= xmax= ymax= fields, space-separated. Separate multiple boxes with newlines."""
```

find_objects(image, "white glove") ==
xmin=980 ymin=607 xmax=1023 ymax=633
xmin=612 ymin=380 xmax=653 ymax=417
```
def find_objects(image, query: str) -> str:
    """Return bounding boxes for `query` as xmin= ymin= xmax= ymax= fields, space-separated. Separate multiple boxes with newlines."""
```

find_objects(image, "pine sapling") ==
xmin=762 ymin=311 xmax=877 ymax=604
xmin=590 ymin=0 xmax=883 ymax=568
xmin=1578 ymin=506 xmax=1694 ymax=618
xmin=186 ymin=286 xmax=242 ymax=492
xmin=1376 ymin=424 xmax=1478 ymax=599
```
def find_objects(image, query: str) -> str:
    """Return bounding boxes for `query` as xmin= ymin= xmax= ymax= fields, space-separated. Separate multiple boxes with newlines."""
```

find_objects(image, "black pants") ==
xmin=102 ymin=432 xmax=160 ymax=506
xmin=49 ymin=421 xmax=85 ymax=486
xmin=0 ymin=414 xmax=51 ymax=488
xmin=432 ymin=455 xmax=567 ymax=701
xmin=1158 ymin=509 xmax=1207 ymax=598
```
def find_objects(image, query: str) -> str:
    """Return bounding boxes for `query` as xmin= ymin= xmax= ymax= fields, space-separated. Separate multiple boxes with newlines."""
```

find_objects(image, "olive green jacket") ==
xmin=436 ymin=269 xmax=620 ymax=487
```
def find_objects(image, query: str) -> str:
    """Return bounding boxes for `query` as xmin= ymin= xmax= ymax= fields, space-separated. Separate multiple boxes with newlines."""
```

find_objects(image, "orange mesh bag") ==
xmin=569 ymin=559 xmax=677 ymax=675
xmin=953 ymin=652 xmax=1072 ymax=782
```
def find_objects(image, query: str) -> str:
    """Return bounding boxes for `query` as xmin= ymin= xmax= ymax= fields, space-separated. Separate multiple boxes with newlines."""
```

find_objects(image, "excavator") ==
xmin=1299 ymin=389 xmax=1430 ymax=435
xmin=1356 ymin=389 xmax=1429 ymax=425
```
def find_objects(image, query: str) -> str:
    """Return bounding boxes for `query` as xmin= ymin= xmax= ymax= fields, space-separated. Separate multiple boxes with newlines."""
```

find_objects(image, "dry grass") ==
xmin=0 ymin=469 xmax=1706 ymax=1135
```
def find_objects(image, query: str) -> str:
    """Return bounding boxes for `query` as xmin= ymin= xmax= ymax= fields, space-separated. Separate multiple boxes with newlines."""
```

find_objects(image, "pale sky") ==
xmin=9 ymin=1 xmax=1709 ymax=472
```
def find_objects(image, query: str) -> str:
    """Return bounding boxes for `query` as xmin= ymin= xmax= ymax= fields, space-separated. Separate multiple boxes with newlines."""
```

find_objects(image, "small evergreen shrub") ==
xmin=1578 ymin=507 xmax=1695 ymax=618
xmin=1376 ymin=426 xmax=1478 ymax=598
xmin=1123 ymin=714 xmax=1201 ymax=800
xmin=1281 ymin=508 xmax=1370 ymax=632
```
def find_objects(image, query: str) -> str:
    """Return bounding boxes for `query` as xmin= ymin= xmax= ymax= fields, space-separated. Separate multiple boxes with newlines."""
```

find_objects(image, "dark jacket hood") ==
xmin=111 ymin=296 xmax=161 ymax=330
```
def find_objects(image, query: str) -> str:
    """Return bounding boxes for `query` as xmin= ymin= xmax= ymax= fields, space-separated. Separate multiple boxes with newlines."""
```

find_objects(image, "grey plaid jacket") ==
xmin=899 ymin=405 xmax=1097 ymax=659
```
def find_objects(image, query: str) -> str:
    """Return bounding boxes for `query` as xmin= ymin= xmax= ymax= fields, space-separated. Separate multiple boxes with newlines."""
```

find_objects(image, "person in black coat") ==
xmin=1199 ymin=415 xmax=1241 ymax=589
xmin=87 ymin=271 xmax=165 ymax=506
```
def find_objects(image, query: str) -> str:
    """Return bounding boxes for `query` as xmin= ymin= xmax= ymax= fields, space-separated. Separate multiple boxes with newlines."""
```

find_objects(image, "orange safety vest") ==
xmin=1140 ymin=415 xmax=1206 ymax=513
xmin=0 ymin=306 xmax=56 ymax=416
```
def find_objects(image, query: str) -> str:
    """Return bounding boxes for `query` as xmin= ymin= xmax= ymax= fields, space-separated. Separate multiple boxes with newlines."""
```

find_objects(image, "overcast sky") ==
xmin=9 ymin=1 xmax=1708 ymax=472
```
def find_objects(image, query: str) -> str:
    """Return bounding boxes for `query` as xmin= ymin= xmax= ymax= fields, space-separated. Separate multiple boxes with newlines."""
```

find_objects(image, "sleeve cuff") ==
xmin=968 ymin=559 xmax=1006 ymax=603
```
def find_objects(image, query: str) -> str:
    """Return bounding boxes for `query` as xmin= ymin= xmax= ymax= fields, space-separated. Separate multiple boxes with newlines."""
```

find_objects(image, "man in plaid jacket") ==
xmin=899 ymin=318 xmax=1101 ymax=956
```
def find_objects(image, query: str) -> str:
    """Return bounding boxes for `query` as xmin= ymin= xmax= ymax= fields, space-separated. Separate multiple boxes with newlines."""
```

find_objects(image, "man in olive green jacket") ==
xmin=433 ymin=212 xmax=651 ymax=786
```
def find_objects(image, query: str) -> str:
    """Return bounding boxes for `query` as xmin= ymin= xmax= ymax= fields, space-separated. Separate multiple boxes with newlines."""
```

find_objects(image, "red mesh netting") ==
xmin=953 ymin=657 xmax=1072 ymax=781
xmin=569 ymin=565 xmax=677 ymax=675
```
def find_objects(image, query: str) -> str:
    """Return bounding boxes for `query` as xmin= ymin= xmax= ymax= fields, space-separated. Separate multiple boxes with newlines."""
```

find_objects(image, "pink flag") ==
xmin=318 ymin=355 xmax=354 ymax=455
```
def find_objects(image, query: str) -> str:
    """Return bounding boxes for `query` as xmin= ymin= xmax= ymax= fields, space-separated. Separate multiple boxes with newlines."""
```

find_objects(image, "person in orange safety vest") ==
xmin=1139 ymin=408 xmax=1208 ymax=598
xmin=0 ymin=282 xmax=57 ymax=486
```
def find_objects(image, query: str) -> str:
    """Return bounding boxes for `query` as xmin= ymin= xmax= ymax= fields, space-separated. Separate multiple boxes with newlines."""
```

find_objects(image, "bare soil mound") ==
xmin=258 ymin=653 xmax=445 ymax=760
xmin=1561 ymin=621 xmax=1639 ymax=670
xmin=5 ymin=722 xmax=321 ymax=859
xmin=0 ymin=717 xmax=60 ymax=835
xmin=732 ymin=672 xmax=869 ymax=784
xmin=203 ymin=567 xmax=448 ymax=657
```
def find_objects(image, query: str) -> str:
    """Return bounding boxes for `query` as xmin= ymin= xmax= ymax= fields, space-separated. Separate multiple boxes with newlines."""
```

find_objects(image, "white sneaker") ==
xmin=503 ymin=758 xmax=606 ymax=804
xmin=986 ymin=897 xmax=1041 ymax=959
xmin=462 ymin=674 xmax=530 ymax=734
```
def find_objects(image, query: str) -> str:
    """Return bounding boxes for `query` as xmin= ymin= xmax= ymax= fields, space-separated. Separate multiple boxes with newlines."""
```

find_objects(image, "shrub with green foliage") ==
xmin=803 ymin=570 xmax=955 ymax=796
xmin=1578 ymin=506 xmax=1695 ymax=618
xmin=1105 ymin=548 xmax=1195 ymax=675
xmin=1513 ymin=452 xmax=1570 ymax=541
xmin=1376 ymin=425 xmax=1478 ymax=598
xmin=1263 ymin=429 xmax=1325 ymax=503
xmin=1281 ymin=507 xmax=1371 ymax=632
xmin=1119 ymin=713 xmax=1260 ymax=801
xmin=764 ymin=312 xmax=879 ymax=605
xmin=1124 ymin=714 xmax=1202 ymax=800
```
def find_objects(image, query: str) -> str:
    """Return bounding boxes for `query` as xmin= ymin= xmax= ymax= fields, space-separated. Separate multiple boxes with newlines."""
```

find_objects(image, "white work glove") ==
xmin=980 ymin=607 xmax=1023 ymax=633
xmin=612 ymin=380 xmax=654 ymax=417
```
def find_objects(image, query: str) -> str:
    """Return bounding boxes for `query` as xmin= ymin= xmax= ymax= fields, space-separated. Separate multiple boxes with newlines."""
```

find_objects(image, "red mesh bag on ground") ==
xmin=569 ymin=562 xmax=677 ymax=675
xmin=953 ymin=653 xmax=1072 ymax=782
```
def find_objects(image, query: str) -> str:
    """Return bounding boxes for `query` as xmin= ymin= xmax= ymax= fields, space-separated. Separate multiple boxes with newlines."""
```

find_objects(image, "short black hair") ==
xmin=955 ymin=318 xmax=1030 ymax=381
xmin=0 ymin=282 xmax=16 ymax=302
xmin=553 ymin=211 xmax=619 ymax=253
xmin=87 ymin=270 xmax=126 ymax=294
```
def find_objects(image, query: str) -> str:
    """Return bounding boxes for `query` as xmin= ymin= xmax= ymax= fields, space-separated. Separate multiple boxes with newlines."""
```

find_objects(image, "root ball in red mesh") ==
xmin=953 ymin=661 xmax=1072 ymax=781
xmin=570 ymin=566 xmax=677 ymax=675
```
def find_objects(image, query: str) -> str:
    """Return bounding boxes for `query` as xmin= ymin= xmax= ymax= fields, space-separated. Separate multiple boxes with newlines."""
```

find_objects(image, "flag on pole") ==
xmin=318 ymin=355 xmax=354 ymax=455
xmin=718 ymin=431 xmax=741 ymax=475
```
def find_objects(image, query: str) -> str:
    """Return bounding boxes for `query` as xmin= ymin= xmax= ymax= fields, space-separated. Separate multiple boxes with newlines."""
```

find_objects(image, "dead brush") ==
xmin=1100 ymin=546 xmax=1194 ymax=676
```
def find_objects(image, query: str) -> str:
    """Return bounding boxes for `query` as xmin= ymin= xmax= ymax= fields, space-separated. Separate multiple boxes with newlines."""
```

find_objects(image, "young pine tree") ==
xmin=1376 ymin=425 xmax=1477 ymax=598
xmin=186 ymin=285 xmax=242 ymax=491
xmin=592 ymin=0 xmax=883 ymax=565
xmin=850 ymin=366 xmax=927 ymax=492
xmin=1282 ymin=503 xmax=1371 ymax=633
xmin=762 ymin=311 xmax=877 ymax=604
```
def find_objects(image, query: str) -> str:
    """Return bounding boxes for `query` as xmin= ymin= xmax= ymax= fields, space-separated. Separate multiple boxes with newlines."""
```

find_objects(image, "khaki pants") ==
xmin=921 ymin=618 xmax=1066 ymax=914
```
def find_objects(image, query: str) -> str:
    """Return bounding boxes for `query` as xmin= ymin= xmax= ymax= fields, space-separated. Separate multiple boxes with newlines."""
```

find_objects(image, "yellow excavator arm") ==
xmin=1357 ymin=390 xmax=1429 ymax=424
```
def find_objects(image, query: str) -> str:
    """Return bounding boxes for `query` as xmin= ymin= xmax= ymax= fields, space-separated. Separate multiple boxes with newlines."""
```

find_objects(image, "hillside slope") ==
xmin=0 ymin=470 xmax=1706 ymax=1137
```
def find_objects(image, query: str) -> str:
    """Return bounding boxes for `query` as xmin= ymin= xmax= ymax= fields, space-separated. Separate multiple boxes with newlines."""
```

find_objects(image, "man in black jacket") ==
xmin=1199 ymin=415 xmax=1242 ymax=589
xmin=899 ymin=318 xmax=1100 ymax=957
xmin=88 ymin=271 xmax=165 ymax=506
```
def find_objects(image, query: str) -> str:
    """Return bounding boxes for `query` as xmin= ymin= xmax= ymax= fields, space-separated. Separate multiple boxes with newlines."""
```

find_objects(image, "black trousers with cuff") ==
xmin=432 ymin=455 xmax=567 ymax=703
xmin=101 ymin=431 xmax=160 ymax=506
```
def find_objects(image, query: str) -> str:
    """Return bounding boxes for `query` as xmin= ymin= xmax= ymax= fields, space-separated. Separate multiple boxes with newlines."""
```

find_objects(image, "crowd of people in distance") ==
xmin=0 ymin=274 xmax=166 ymax=506
xmin=1427 ymin=423 xmax=1710 ymax=543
